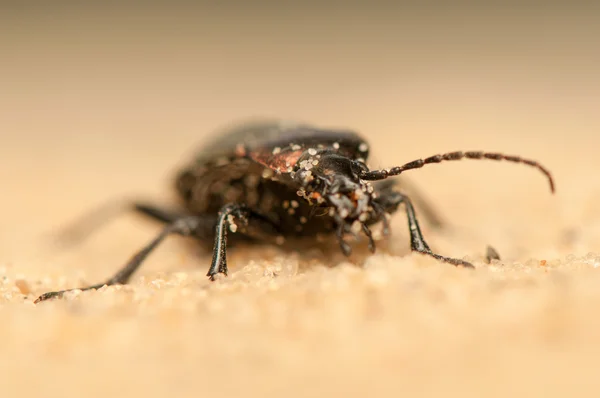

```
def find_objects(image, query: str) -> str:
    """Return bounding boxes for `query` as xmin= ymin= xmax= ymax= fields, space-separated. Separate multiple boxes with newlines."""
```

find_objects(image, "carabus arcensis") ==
xmin=35 ymin=120 xmax=555 ymax=303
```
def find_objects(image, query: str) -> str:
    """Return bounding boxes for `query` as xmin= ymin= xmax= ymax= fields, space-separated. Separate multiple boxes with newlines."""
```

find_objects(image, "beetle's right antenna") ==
xmin=360 ymin=151 xmax=555 ymax=194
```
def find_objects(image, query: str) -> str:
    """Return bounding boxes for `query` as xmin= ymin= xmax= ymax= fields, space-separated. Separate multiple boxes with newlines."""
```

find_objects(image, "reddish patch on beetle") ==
xmin=250 ymin=148 xmax=304 ymax=173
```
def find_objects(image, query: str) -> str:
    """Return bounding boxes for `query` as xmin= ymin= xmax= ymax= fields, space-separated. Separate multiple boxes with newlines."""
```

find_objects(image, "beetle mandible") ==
xmin=35 ymin=120 xmax=555 ymax=303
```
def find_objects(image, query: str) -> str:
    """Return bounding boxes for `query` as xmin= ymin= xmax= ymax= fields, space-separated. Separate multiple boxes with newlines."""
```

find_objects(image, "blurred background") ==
xmin=2 ymin=1 xmax=599 ymax=266
xmin=1 ymin=2 xmax=600 ymax=397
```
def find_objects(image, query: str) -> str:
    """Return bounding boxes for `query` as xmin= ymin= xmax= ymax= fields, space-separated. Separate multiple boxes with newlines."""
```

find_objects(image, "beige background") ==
xmin=1 ymin=3 xmax=600 ymax=397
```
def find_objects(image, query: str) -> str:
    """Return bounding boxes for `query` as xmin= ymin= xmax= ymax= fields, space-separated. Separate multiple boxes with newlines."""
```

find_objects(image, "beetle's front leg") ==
xmin=207 ymin=203 xmax=282 ymax=280
xmin=398 ymin=194 xmax=474 ymax=268
xmin=374 ymin=191 xmax=474 ymax=268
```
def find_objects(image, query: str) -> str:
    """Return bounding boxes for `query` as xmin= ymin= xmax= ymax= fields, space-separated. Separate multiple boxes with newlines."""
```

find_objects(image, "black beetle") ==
xmin=35 ymin=120 xmax=555 ymax=303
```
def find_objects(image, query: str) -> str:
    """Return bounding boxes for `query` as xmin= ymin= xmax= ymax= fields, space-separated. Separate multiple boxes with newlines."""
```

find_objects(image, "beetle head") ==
xmin=293 ymin=150 xmax=384 ymax=254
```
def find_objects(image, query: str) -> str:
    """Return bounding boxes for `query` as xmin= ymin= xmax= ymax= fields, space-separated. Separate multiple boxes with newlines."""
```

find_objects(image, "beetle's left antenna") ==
xmin=360 ymin=151 xmax=555 ymax=194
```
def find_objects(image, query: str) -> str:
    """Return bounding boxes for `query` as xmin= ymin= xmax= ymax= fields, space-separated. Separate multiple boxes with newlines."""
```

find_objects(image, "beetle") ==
xmin=34 ymin=120 xmax=555 ymax=303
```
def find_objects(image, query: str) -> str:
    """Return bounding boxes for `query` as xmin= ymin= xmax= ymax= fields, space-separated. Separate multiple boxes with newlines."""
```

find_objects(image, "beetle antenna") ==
xmin=360 ymin=151 xmax=555 ymax=194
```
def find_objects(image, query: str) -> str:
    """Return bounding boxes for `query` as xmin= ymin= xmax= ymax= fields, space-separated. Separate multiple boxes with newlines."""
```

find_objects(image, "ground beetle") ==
xmin=35 ymin=120 xmax=555 ymax=303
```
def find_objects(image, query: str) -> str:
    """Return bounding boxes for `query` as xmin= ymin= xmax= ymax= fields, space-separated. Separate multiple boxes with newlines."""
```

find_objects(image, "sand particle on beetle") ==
xmin=34 ymin=119 xmax=556 ymax=303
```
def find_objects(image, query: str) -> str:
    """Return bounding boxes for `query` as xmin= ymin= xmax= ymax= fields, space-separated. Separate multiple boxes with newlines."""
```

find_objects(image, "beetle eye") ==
xmin=351 ymin=160 xmax=369 ymax=177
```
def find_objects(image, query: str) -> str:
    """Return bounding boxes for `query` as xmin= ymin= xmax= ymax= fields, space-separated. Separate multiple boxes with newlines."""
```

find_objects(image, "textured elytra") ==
xmin=34 ymin=119 xmax=555 ymax=303
xmin=175 ymin=120 xmax=377 ymax=237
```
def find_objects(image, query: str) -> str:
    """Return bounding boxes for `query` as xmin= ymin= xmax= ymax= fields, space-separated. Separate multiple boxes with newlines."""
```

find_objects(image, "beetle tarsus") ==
xmin=34 ymin=282 xmax=109 ymax=304
xmin=421 ymin=251 xmax=474 ymax=268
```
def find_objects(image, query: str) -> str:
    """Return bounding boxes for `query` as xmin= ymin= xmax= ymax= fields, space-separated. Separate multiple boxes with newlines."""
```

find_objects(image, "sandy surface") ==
xmin=2 ymin=4 xmax=600 ymax=397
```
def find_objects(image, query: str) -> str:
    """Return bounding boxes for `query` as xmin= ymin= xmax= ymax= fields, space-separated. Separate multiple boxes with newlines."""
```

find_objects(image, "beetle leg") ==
xmin=206 ymin=203 xmax=281 ymax=280
xmin=133 ymin=202 xmax=186 ymax=224
xmin=335 ymin=223 xmax=352 ymax=256
xmin=361 ymin=224 xmax=376 ymax=253
xmin=52 ymin=199 xmax=186 ymax=248
xmin=393 ymin=180 xmax=444 ymax=228
xmin=397 ymin=194 xmax=474 ymax=269
xmin=373 ymin=179 xmax=443 ymax=229
xmin=35 ymin=216 xmax=209 ymax=303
